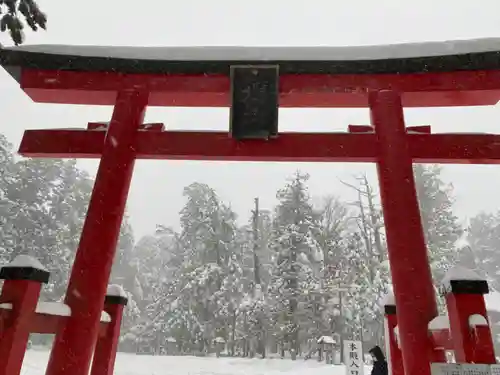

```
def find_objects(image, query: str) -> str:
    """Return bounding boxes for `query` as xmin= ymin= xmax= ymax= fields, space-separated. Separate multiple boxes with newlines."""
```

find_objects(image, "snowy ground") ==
xmin=21 ymin=351 xmax=369 ymax=375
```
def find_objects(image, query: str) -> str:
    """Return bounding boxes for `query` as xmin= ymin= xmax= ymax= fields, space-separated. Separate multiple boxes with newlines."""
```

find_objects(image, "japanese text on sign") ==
xmin=344 ymin=340 xmax=364 ymax=375
xmin=431 ymin=364 xmax=492 ymax=375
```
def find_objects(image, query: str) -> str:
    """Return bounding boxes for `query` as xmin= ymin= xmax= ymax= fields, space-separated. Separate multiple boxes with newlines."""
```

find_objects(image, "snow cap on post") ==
xmin=104 ymin=284 xmax=128 ymax=305
xmin=0 ymin=254 xmax=50 ymax=283
xmin=440 ymin=265 xmax=488 ymax=295
xmin=381 ymin=291 xmax=396 ymax=315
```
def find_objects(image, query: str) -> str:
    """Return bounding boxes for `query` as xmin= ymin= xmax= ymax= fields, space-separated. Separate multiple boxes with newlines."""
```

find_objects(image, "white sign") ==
xmin=431 ymin=363 xmax=462 ymax=375
xmin=431 ymin=364 xmax=493 ymax=375
xmin=462 ymin=365 xmax=490 ymax=375
xmin=344 ymin=340 xmax=364 ymax=375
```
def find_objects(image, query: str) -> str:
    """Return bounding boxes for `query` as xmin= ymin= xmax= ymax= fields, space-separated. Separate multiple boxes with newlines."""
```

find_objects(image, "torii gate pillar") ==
xmin=45 ymin=90 xmax=148 ymax=375
xmin=371 ymin=90 xmax=437 ymax=375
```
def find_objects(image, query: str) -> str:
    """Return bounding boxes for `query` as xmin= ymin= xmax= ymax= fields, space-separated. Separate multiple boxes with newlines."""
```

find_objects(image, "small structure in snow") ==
xmin=428 ymin=316 xmax=450 ymax=331
xmin=469 ymin=314 xmax=488 ymax=327
xmin=317 ymin=336 xmax=336 ymax=364
xmin=165 ymin=337 xmax=178 ymax=355
xmin=6 ymin=255 xmax=47 ymax=271
xmin=107 ymin=284 xmax=127 ymax=297
xmin=213 ymin=336 xmax=226 ymax=358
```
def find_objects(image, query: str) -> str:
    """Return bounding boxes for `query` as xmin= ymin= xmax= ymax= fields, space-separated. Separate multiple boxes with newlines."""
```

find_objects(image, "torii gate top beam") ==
xmin=3 ymin=38 xmax=500 ymax=107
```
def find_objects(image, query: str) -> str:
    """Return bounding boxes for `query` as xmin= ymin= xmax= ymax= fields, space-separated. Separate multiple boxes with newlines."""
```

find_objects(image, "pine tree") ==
xmin=0 ymin=134 xmax=20 ymax=263
xmin=1 ymin=0 xmax=47 ymax=45
xmin=467 ymin=212 xmax=500 ymax=289
xmin=268 ymin=172 xmax=323 ymax=359
xmin=414 ymin=164 xmax=462 ymax=282
xmin=151 ymin=183 xmax=240 ymax=353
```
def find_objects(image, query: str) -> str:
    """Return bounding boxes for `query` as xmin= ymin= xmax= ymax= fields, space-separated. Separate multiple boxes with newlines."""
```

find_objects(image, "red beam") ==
xmin=0 ymin=311 xmax=108 ymax=335
xmin=19 ymin=69 xmax=500 ymax=107
xmin=430 ymin=329 xmax=453 ymax=351
xmin=18 ymin=129 xmax=500 ymax=164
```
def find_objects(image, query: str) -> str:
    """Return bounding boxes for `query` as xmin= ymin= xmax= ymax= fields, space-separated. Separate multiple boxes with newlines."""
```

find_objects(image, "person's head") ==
xmin=369 ymin=345 xmax=385 ymax=362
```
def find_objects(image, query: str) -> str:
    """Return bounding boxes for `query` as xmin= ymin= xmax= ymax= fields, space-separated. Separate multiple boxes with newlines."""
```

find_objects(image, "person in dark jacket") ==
xmin=369 ymin=346 xmax=388 ymax=375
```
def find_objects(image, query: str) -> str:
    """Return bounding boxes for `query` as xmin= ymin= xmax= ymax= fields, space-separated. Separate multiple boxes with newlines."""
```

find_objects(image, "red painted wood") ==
xmin=445 ymin=292 xmax=496 ymax=363
xmin=384 ymin=311 xmax=404 ymax=375
xmin=18 ymin=129 xmax=500 ymax=164
xmin=429 ymin=329 xmax=453 ymax=351
xmin=371 ymin=90 xmax=437 ymax=375
xmin=45 ymin=90 xmax=148 ymax=375
xmin=19 ymin=68 xmax=500 ymax=107
xmin=471 ymin=325 xmax=496 ymax=364
xmin=0 ymin=311 xmax=108 ymax=335
xmin=90 ymin=302 xmax=125 ymax=375
xmin=0 ymin=280 xmax=43 ymax=375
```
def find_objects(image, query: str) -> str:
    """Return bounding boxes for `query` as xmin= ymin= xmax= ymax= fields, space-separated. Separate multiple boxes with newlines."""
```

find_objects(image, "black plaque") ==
xmin=230 ymin=65 xmax=279 ymax=140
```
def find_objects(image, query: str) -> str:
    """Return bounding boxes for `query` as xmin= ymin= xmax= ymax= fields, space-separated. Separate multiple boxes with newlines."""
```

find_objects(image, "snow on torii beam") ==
xmin=18 ymin=124 xmax=500 ymax=164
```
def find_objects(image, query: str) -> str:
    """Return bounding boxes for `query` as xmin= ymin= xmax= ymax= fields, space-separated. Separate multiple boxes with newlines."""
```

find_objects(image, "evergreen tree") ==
xmin=268 ymin=172 xmax=323 ymax=359
xmin=414 ymin=164 xmax=463 ymax=282
xmin=467 ymin=212 xmax=500 ymax=289
xmin=0 ymin=134 xmax=20 ymax=263
xmin=149 ymin=183 xmax=240 ymax=353
xmin=1 ymin=0 xmax=47 ymax=45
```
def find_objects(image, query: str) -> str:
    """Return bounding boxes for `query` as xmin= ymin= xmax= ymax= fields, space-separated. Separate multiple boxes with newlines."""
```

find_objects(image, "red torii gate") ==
xmin=1 ymin=40 xmax=500 ymax=375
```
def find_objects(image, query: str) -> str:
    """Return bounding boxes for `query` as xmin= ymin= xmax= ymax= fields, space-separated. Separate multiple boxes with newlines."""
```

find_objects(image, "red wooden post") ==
xmin=90 ymin=285 xmax=128 ymax=375
xmin=383 ymin=293 xmax=404 ymax=375
xmin=46 ymin=89 xmax=148 ymax=375
xmin=370 ymin=90 xmax=437 ymax=375
xmin=427 ymin=317 xmax=448 ymax=363
xmin=442 ymin=266 xmax=496 ymax=364
xmin=0 ymin=255 xmax=50 ymax=375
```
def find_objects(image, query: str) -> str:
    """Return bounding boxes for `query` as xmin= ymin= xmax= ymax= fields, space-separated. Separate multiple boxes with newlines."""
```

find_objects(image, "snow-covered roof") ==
xmin=5 ymin=38 xmax=500 ymax=61
xmin=317 ymin=335 xmax=336 ymax=344
xmin=441 ymin=265 xmax=484 ymax=288
xmin=107 ymin=284 xmax=127 ymax=298
xmin=6 ymin=255 xmax=46 ymax=271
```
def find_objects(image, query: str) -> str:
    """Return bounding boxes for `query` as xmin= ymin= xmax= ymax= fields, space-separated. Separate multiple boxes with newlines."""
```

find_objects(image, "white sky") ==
xmin=1 ymin=0 xmax=500 ymax=238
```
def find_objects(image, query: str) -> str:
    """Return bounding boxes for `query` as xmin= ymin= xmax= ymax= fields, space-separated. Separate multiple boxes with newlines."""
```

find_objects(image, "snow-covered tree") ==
xmin=341 ymin=175 xmax=389 ymax=348
xmin=414 ymin=165 xmax=463 ymax=282
xmin=268 ymin=172 xmax=323 ymax=359
xmin=467 ymin=212 xmax=500 ymax=289
xmin=149 ymin=183 xmax=241 ymax=353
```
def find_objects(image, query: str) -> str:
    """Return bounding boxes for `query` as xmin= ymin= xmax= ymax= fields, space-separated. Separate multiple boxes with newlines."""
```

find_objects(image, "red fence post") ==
xmin=90 ymin=285 xmax=128 ymax=375
xmin=370 ymin=90 xmax=437 ymax=375
xmin=0 ymin=255 xmax=50 ymax=375
xmin=46 ymin=89 xmax=148 ymax=375
xmin=442 ymin=266 xmax=496 ymax=364
xmin=383 ymin=292 xmax=404 ymax=375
